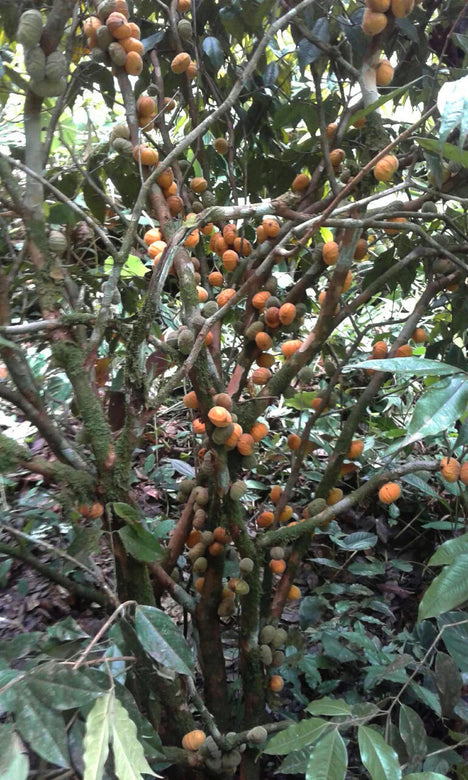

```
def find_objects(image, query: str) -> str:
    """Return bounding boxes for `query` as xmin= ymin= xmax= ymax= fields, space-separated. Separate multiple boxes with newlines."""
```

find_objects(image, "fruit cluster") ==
xmin=84 ymin=0 xmax=144 ymax=76
xmin=362 ymin=0 xmax=415 ymax=37
xmin=17 ymin=9 xmax=67 ymax=96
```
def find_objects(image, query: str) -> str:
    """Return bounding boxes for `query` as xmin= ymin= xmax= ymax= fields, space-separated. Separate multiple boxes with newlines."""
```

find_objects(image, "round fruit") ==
xmin=264 ymin=307 xmax=280 ymax=327
xmin=287 ymin=433 xmax=301 ymax=451
xmin=250 ymin=421 xmax=269 ymax=442
xmin=376 ymin=59 xmax=394 ymax=86
xmin=177 ymin=0 xmax=191 ymax=10
xmin=412 ymin=328 xmax=427 ymax=343
xmin=287 ymin=585 xmax=301 ymax=600
xmin=366 ymin=0 xmax=391 ymax=9
xmin=269 ymin=559 xmax=286 ymax=575
xmin=391 ymin=0 xmax=414 ymax=17
xmin=233 ymin=236 xmax=252 ymax=256
xmin=48 ymin=230 xmax=67 ymax=254
xmin=329 ymin=148 xmax=345 ymax=167
xmin=279 ymin=505 xmax=293 ymax=523
xmin=396 ymin=344 xmax=412 ymax=357
xmin=378 ymin=482 xmax=401 ymax=504
xmin=214 ymin=137 xmax=228 ymax=154
xmin=255 ymin=332 xmax=272 ymax=351
xmin=190 ymin=177 xmax=207 ymax=193
xmin=292 ymin=173 xmax=310 ymax=191
xmin=182 ymin=390 xmax=198 ymax=409
xmin=374 ymin=155 xmax=398 ymax=182
xmin=269 ymin=675 xmax=284 ymax=692
xmin=133 ymin=144 xmax=159 ymax=166
xmin=208 ymin=406 xmax=232 ymax=428
xmin=257 ymin=511 xmax=274 ymax=528
xmin=347 ymin=440 xmax=364 ymax=459
xmin=326 ymin=122 xmax=338 ymax=139
xmin=246 ymin=726 xmax=268 ymax=744
xmin=460 ymin=462 xmax=468 ymax=486
xmin=263 ymin=217 xmax=280 ymax=238
xmin=171 ymin=52 xmax=191 ymax=73
xmin=230 ymin=480 xmax=246 ymax=500
xmin=322 ymin=241 xmax=339 ymax=265
xmin=278 ymin=303 xmax=296 ymax=325
xmin=251 ymin=367 xmax=271 ymax=386
xmin=222 ymin=249 xmax=239 ymax=272
xmin=372 ymin=340 xmax=388 ymax=359
xmin=121 ymin=36 xmax=144 ymax=54
xmin=17 ymin=9 xmax=44 ymax=48
xmin=252 ymin=291 xmax=270 ymax=311
xmin=217 ymin=288 xmax=236 ymax=307
xmin=270 ymin=486 xmax=282 ymax=504
xmin=182 ymin=730 xmax=206 ymax=750
xmin=326 ymin=487 xmax=343 ymax=505
xmin=237 ymin=433 xmax=255 ymax=456
xmin=187 ymin=60 xmax=197 ymax=78
xmin=384 ymin=216 xmax=407 ymax=234
xmin=440 ymin=457 xmax=461 ymax=483
xmin=125 ymin=50 xmax=143 ymax=75
xmin=354 ymin=238 xmax=368 ymax=260
xmin=362 ymin=9 xmax=388 ymax=34
xmin=281 ymin=339 xmax=302 ymax=358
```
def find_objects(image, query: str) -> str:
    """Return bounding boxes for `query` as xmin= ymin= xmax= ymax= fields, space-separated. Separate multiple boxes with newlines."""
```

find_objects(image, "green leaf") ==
xmin=28 ymin=665 xmax=103 ymax=710
xmin=118 ymin=526 xmax=164 ymax=563
xmin=418 ymin=553 xmax=468 ymax=621
xmin=418 ymin=138 xmax=468 ymax=168
xmin=15 ymin=691 xmax=70 ymax=768
xmin=111 ymin=697 xmax=158 ymax=779
xmin=0 ymin=725 xmax=29 ymax=780
xmin=201 ymin=36 xmax=224 ymax=71
xmin=306 ymin=697 xmax=352 ymax=716
xmin=263 ymin=718 xmax=330 ymax=755
xmin=437 ymin=612 xmax=468 ymax=672
xmin=398 ymin=704 xmax=427 ymax=763
xmin=437 ymin=75 xmax=468 ymax=146
xmin=408 ymin=682 xmax=441 ymax=717
xmin=306 ymin=728 xmax=347 ymax=780
xmin=404 ymin=775 xmax=451 ymax=780
xmin=350 ymin=81 xmax=420 ymax=124
xmin=429 ymin=533 xmax=468 ymax=565
xmin=358 ymin=725 xmax=402 ymax=780
xmin=435 ymin=652 xmax=462 ymax=716
xmin=344 ymin=358 xmax=461 ymax=377
xmin=112 ymin=502 xmax=140 ymax=524
xmin=278 ymin=747 xmax=310 ymax=774
xmin=83 ymin=693 xmax=112 ymax=780
xmin=134 ymin=606 xmax=194 ymax=676
xmin=334 ymin=532 xmax=377 ymax=551
xmin=104 ymin=256 xmax=148 ymax=280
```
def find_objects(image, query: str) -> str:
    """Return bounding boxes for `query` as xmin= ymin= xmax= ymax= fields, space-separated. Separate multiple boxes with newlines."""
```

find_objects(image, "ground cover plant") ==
xmin=1 ymin=0 xmax=468 ymax=777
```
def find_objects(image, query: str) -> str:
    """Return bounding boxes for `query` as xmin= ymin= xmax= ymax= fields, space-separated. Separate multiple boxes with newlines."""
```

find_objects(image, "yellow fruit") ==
xmin=182 ymin=730 xmax=206 ymax=750
xmin=378 ymin=482 xmax=401 ymax=504
xmin=374 ymin=155 xmax=398 ymax=182
xmin=362 ymin=9 xmax=388 ymax=35
xmin=326 ymin=487 xmax=343 ymax=506
xmin=287 ymin=585 xmax=301 ymax=600
xmin=391 ymin=0 xmax=414 ymax=17
xmin=375 ymin=59 xmax=394 ymax=86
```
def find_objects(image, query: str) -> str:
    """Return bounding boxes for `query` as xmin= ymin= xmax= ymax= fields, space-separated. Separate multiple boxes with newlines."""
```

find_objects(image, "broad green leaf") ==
xmin=278 ymin=747 xmax=310 ymax=774
xmin=398 ymin=704 xmax=427 ymax=762
xmin=306 ymin=697 xmax=352 ymax=716
xmin=83 ymin=693 xmax=112 ymax=780
xmin=418 ymin=553 xmax=468 ymax=621
xmin=437 ymin=612 xmax=468 ymax=672
xmin=409 ymin=682 xmax=441 ymax=717
xmin=429 ymin=533 xmax=468 ymax=566
xmin=404 ymin=775 xmax=451 ymax=780
xmin=118 ymin=526 xmax=164 ymax=563
xmin=263 ymin=718 xmax=330 ymax=755
xmin=437 ymin=75 xmax=468 ymax=146
xmin=15 ymin=692 xmax=70 ymax=768
xmin=104 ymin=256 xmax=148 ymax=279
xmin=112 ymin=503 xmax=139 ymax=524
xmin=358 ymin=725 xmax=402 ymax=780
xmin=28 ymin=666 xmax=103 ymax=710
xmin=344 ymin=358 xmax=461 ymax=377
xmin=435 ymin=652 xmax=462 ymax=716
xmin=350 ymin=81 xmax=419 ymax=123
xmin=134 ymin=606 xmax=194 ymax=676
xmin=111 ymin=697 xmax=158 ymax=780
xmin=334 ymin=532 xmax=377 ymax=551
xmin=0 ymin=725 xmax=29 ymax=780
xmin=306 ymin=728 xmax=347 ymax=780
xmin=201 ymin=36 xmax=224 ymax=71
xmin=418 ymin=138 xmax=468 ymax=168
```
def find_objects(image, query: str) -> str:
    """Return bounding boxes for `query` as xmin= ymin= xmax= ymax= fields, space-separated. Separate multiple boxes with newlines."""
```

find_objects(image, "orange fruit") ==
xmin=412 ymin=328 xmax=427 ymax=343
xmin=270 ymin=485 xmax=282 ymax=504
xmin=378 ymin=482 xmax=401 ymax=504
xmin=144 ymin=227 xmax=162 ymax=245
xmin=183 ymin=391 xmax=198 ymax=408
xmin=233 ymin=236 xmax=252 ymax=256
xmin=287 ymin=433 xmax=301 ymax=451
xmin=208 ymin=406 xmax=232 ymax=428
xmin=133 ymin=144 xmax=159 ymax=166
xmin=326 ymin=487 xmax=343 ymax=505
xmin=291 ymin=173 xmax=310 ymax=191
xmin=396 ymin=344 xmax=412 ymax=357
xmin=255 ymin=332 xmax=272 ymax=351
xmin=269 ymin=559 xmax=286 ymax=575
xmin=182 ymin=730 xmax=206 ymax=751
xmin=192 ymin=418 xmax=206 ymax=434
xmin=217 ymin=288 xmax=236 ymax=307
xmin=262 ymin=217 xmax=280 ymax=238
xmin=257 ymin=511 xmax=274 ymax=528
xmin=287 ymin=585 xmax=300 ymax=600
xmin=372 ymin=340 xmax=388 ymax=359
xmin=222 ymin=249 xmax=239 ymax=272
xmin=190 ymin=177 xmax=207 ymax=193
xmin=362 ymin=9 xmax=388 ymax=34
xmin=374 ymin=155 xmax=398 ymax=182
xmin=252 ymin=367 xmax=271 ymax=385
xmin=279 ymin=505 xmax=293 ymax=523
xmin=440 ymin=457 xmax=461 ymax=483
xmin=250 ymin=421 xmax=269 ymax=442
xmin=208 ymin=270 xmax=223 ymax=287
xmin=322 ymin=241 xmax=339 ymax=266
xmin=329 ymin=148 xmax=345 ymax=167
xmin=252 ymin=291 xmax=270 ymax=311
xmin=121 ymin=37 xmax=144 ymax=55
xmin=237 ymin=433 xmax=254 ymax=456
xmin=347 ymin=440 xmax=364 ymax=459
xmin=281 ymin=339 xmax=302 ymax=358
xmin=171 ymin=52 xmax=191 ymax=74
xmin=278 ymin=303 xmax=296 ymax=325
xmin=269 ymin=675 xmax=284 ymax=692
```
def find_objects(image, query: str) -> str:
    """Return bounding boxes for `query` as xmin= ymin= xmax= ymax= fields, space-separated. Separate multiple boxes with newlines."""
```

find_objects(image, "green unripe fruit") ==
xmin=96 ymin=24 xmax=114 ymax=50
xmin=230 ymin=480 xmax=246 ymax=500
xmin=245 ymin=321 xmax=264 ymax=340
xmin=45 ymin=51 xmax=67 ymax=82
xmin=178 ymin=328 xmax=195 ymax=355
xmin=178 ymin=18 xmax=193 ymax=40
xmin=90 ymin=47 xmax=108 ymax=63
xmin=235 ymin=580 xmax=250 ymax=596
xmin=97 ymin=0 xmax=117 ymax=21
xmin=48 ymin=230 xmax=67 ymax=254
xmin=112 ymin=138 xmax=134 ymax=157
xmin=259 ymin=644 xmax=273 ymax=665
xmin=30 ymin=78 xmax=66 ymax=97
xmin=188 ymin=542 xmax=206 ymax=562
xmin=295 ymin=302 xmax=307 ymax=318
xmin=434 ymin=258 xmax=456 ymax=275
xmin=246 ymin=726 xmax=268 ymax=744
xmin=205 ymin=756 xmax=223 ymax=772
xmin=164 ymin=329 xmax=179 ymax=347
xmin=200 ymin=531 xmax=213 ymax=545
xmin=265 ymin=296 xmax=281 ymax=308
xmin=241 ymin=454 xmax=257 ymax=470
xmin=307 ymin=498 xmax=327 ymax=516
xmin=191 ymin=201 xmax=203 ymax=213
xmin=270 ymin=547 xmax=285 ymax=560
xmin=259 ymin=625 xmax=276 ymax=644
xmin=239 ymin=557 xmax=254 ymax=574
xmin=421 ymin=201 xmax=438 ymax=213
xmin=170 ymin=567 xmax=180 ymax=582
xmin=110 ymin=123 xmax=131 ymax=141
xmin=264 ymin=277 xmax=278 ymax=294
xmin=272 ymin=650 xmax=285 ymax=666
xmin=199 ymin=455 xmax=214 ymax=477
xmin=221 ymin=750 xmax=241 ymax=770
xmin=193 ymin=556 xmax=208 ymax=574
xmin=272 ymin=628 xmax=287 ymax=648
xmin=298 ymin=366 xmax=314 ymax=383
xmin=193 ymin=486 xmax=209 ymax=506
xmin=17 ymin=10 xmax=43 ymax=48
xmin=202 ymin=300 xmax=218 ymax=317
xmin=323 ymin=359 xmax=336 ymax=377
xmin=212 ymin=424 xmax=234 ymax=445
xmin=25 ymin=47 xmax=46 ymax=80
xmin=176 ymin=491 xmax=185 ymax=503
xmin=108 ymin=42 xmax=127 ymax=66
xmin=201 ymin=190 xmax=216 ymax=207
xmin=180 ymin=478 xmax=196 ymax=495
xmin=193 ymin=508 xmax=206 ymax=527
xmin=199 ymin=736 xmax=221 ymax=759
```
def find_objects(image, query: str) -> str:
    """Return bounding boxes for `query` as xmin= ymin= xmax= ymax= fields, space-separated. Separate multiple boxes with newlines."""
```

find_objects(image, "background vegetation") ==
xmin=1 ymin=0 xmax=468 ymax=778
